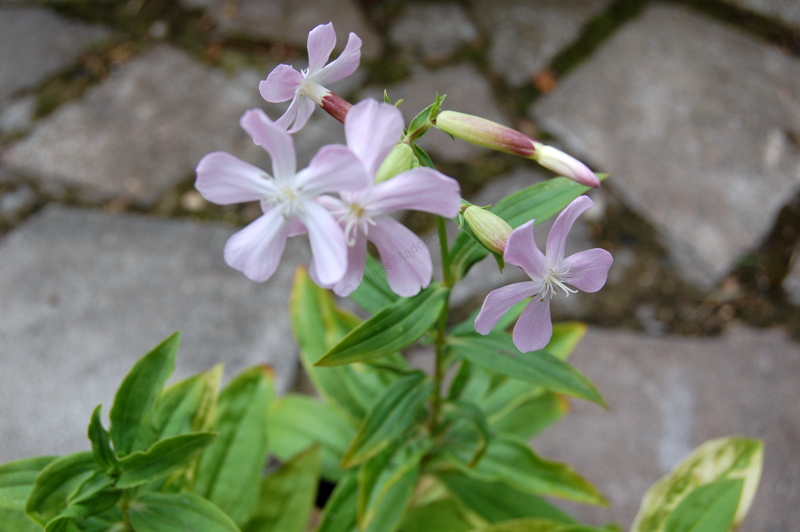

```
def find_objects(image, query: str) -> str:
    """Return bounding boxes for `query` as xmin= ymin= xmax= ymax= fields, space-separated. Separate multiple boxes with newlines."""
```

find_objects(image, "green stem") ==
xmin=429 ymin=216 xmax=453 ymax=434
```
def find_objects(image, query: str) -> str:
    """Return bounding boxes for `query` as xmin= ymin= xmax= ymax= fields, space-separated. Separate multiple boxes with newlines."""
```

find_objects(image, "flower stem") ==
xmin=429 ymin=216 xmax=452 ymax=434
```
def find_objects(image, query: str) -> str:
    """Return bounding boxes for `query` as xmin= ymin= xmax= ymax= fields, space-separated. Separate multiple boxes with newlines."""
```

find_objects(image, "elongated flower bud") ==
xmin=463 ymin=206 xmax=512 ymax=255
xmin=435 ymin=110 xmax=600 ymax=188
xmin=530 ymin=142 xmax=599 ymax=188
xmin=435 ymin=111 xmax=536 ymax=157
xmin=375 ymin=143 xmax=415 ymax=182
xmin=320 ymin=91 xmax=353 ymax=124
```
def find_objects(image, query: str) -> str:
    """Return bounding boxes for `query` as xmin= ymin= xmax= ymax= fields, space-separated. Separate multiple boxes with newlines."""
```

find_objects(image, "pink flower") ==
xmin=474 ymin=196 xmax=613 ymax=352
xmin=315 ymin=99 xmax=462 ymax=297
xmin=195 ymin=108 xmax=368 ymax=285
xmin=259 ymin=22 xmax=361 ymax=133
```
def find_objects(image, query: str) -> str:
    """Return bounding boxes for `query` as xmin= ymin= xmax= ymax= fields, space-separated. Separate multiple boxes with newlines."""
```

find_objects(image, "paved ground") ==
xmin=0 ymin=1 xmax=799 ymax=530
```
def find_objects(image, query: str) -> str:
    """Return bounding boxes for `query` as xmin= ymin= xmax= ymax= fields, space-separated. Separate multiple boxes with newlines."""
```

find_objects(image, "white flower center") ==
xmin=336 ymin=202 xmax=376 ymax=246
xmin=296 ymin=75 xmax=329 ymax=106
xmin=538 ymin=267 xmax=577 ymax=300
xmin=263 ymin=183 xmax=304 ymax=219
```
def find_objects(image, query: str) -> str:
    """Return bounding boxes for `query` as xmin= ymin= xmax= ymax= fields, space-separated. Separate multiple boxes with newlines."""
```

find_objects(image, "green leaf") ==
xmin=357 ymin=437 xmax=428 ymax=530
xmin=0 ymin=508 xmax=43 ymax=532
xmin=45 ymin=488 xmax=121 ymax=531
xmin=110 ymin=332 xmax=180 ymax=456
xmin=316 ymin=285 xmax=448 ymax=367
xmin=348 ymin=255 xmax=400 ymax=314
xmin=316 ymin=470 xmax=358 ymax=532
xmin=154 ymin=364 xmax=222 ymax=439
xmin=663 ymin=479 xmax=743 ymax=532
xmin=443 ymin=401 xmax=491 ymax=467
xmin=0 ymin=456 xmax=57 ymax=510
xmin=26 ymin=452 xmax=98 ymax=525
xmin=267 ymin=395 xmax=355 ymax=481
xmin=631 ymin=437 xmax=763 ymax=532
xmin=67 ymin=472 xmax=114 ymax=505
xmin=449 ymin=332 xmax=604 ymax=405
xmin=490 ymin=392 xmax=569 ymax=440
xmin=442 ymin=436 xmax=606 ymax=505
xmin=128 ymin=492 xmax=240 ymax=532
xmin=450 ymin=176 xmax=604 ymax=281
xmin=412 ymin=143 xmax=436 ymax=169
xmin=400 ymin=498 xmax=473 ymax=532
xmin=195 ymin=367 xmax=273 ymax=526
xmin=437 ymin=471 xmax=577 ymax=525
xmin=341 ymin=372 xmax=432 ymax=468
xmin=242 ymin=446 xmax=320 ymax=532
xmin=116 ymin=432 xmax=216 ymax=489
xmin=87 ymin=407 xmax=118 ymax=475
xmin=464 ymin=517 xmax=585 ymax=532
xmin=290 ymin=267 xmax=406 ymax=423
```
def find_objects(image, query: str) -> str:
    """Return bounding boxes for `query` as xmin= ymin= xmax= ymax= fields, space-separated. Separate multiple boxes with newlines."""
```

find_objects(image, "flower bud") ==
xmin=463 ymin=206 xmax=512 ymax=255
xmin=531 ymin=142 xmax=600 ymax=188
xmin=375 ymin=143 xmax=415 ymax=182
xmin=435 ymin=111 xmax=536 ymax=157
xmin=319 ymin=91 xmax=353 ymax=124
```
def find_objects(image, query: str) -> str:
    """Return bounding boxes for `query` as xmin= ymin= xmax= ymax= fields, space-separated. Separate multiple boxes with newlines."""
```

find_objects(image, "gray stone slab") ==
xmin=534 ymin=326 xmax=800 ymax=531
xmin=532 ymin=5 xmax=800 ymax=288
xmin=389 ymin=3 xmax=479 ymax=65
xmin=472 ymin=0 xmax=613 ymax=88
xmin=181 ymin=0 xmax=383 ymax=59
xmin=1 ymin=46 xmax=311 ymax=207
xmin=0 ymin=7 xmax=111 ymax=103
xmin=367 ymin=63 xmax=508 ymax=162
xmin=0 ymin=206 xmax=306 ymax=462
xmin=729 ymin=0 xmax=800 ymax=28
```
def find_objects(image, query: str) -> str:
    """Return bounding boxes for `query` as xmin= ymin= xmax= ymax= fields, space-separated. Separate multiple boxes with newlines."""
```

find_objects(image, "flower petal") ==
xmin=546 ymin=195 xmax=593 ymax=263
xmin=224 ymin=208 xmax=290 ymax=283
xmin=195 ymin=151 xmax=274 ymax=205
xmin=306 ymin=22 xmax=337 ymax=73
xmin=345 ymin=99 xmax=404 ymax=177
xmin=504 ymin=220 xmax=548 ymax=280
xmin=512 ymin=296 xmax=553 ymax=352
xmin=295 ymin=145 xmax=369 ymax=196
xmin=287 ymin=96 xmax=316 ymax=134
xmin=474 ymin=281 xmax=539 ymax=334
xmin=240 ymin=109 xmax=296 ymax=180
xmin=370 ymin=217 xmax=432 ymax=297
xmin=332 ymin=231 xmax=368 ymax=297
xmin=259 ymin=65 xmax=303 ymax=103
xmin=314 ymin=32 xmax=362 ymax=86
xmin=300 ymin=200 xmax=347 ymax=286
xmin=563 ymin=248 xmax=613 ymax=293
xmin=366 ymin=167 xmax=461 ymax=217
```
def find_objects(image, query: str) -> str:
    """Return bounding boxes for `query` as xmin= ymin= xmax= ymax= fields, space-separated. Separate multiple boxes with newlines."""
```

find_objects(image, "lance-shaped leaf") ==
xmin=87 ymin=407 xmax=118 ymax=475
xmin=242 ymin=446 xmax=320 ymax=532
xmin=436 ymin=470 xmax=577 ymax=525
xmin=128 ymin=492 xmax=240 ymax=532
xmin=153 ymin=364 xmax=222 ymax=439
xmin=450 ymin=176 xmax=605 ymax=281
xmin=0 ymin=456 xmax=57 ymax=510
xmin=664 ymin=478 xmax=744 ymax=532
xmin=45 ymin=487 xmax=121 ymax=532
xmin=316 ymin=470 xmax=358 ymax=532
xmin=399 ymin=498 xmax=473 ymax=532
xmin=349 ymin=255 xmax=400 ymax=314
xmin=442 ymin=436 xmax=606 ymax=505
xmin=0 ymin=508 xmax=43 ymax=532
xmin=26 ymin=452 xmax=98 ymax=525
xmin=442 ymin=401 xmax=491 ymax=467
xmin=490 ymin=392 xmax=569 ymax=440
xmin=110 ymin=332 xmax=180 ymax=456
xmin=631 ymin=437 xmax=763 ymax=532
xmin=290 ymin=267 xmax=406 ymax=424
xmin=116 ymin=432 xmax=216 ymax=489
xmin=195 ymin=366 xmax=273 ymax=526
xmin=341 ymin=372 xmax=432 ymax=468
xmin=462 ymin=518 xmax=609 ymax=532
xmin=357 ymin=437 xmax=429 ymax=530
xmin=267 ymin=394 xmax=354 ymax=481
xmin=448 ymin=332 xmax=603 ymax=406
xmin=316 ymin=285 xmax=448 ymax=367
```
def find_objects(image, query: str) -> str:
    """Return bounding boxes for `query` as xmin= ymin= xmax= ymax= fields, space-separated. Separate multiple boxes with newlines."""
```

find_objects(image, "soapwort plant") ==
xmin=1 ymin=22 xmax=763 ymax=532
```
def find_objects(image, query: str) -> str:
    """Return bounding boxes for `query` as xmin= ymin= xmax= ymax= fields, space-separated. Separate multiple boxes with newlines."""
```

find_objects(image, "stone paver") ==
xmin=729 ymin=0 xmax=800 ymax=28
xmin=472 ymin=0 xmax=613 ymax=88
xmin=2 ymin=46 xmax=284 ymax=207
xmin=389 ymin=3 xmax=479 ymax=65
xmin=533 ymin=5 xmax=800 ymax=288
xmin=0 ymin=206 xmax=305 ymax=462
xmin=535 ymin=326 xmax=800 ymax=531
xmin=0 ymin=8 xmax=111 ymax=103
xmin=367 ymin=63 xmax=507 ymax=162
xmin=180 ymin=0 xmax=382 ymax=59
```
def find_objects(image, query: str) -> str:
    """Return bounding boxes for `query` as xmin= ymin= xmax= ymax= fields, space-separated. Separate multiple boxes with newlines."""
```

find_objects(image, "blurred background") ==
xmin=1 ymin=0 xmax=799 ymax=529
